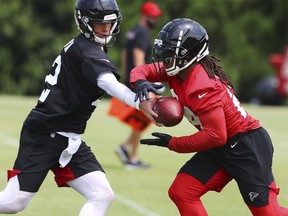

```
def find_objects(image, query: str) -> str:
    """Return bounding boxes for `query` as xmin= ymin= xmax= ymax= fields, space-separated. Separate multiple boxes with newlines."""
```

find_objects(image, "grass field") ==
xmin=0 ymin=95 xmax=287 ymax=216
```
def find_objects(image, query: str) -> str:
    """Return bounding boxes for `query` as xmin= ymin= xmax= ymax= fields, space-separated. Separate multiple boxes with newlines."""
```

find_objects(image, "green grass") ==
xmin=0 ymin=95 xmax=287 ymax=216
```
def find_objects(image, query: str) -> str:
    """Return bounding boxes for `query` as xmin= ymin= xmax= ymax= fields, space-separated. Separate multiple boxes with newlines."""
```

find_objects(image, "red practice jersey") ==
xmin=131 ymin=63 xmax=260 ymax=153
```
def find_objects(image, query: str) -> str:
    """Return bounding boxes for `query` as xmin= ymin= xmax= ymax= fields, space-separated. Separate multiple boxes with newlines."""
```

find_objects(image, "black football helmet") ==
xmin=74 ymin=0 xmax=122 ymax=47
xmin=153 ymin=18 xmax=209 ymax=76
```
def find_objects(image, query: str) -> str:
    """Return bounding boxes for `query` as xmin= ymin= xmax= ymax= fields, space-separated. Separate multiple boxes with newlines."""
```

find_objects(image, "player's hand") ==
xmin=140 ymin=132 xmax=172 ymax=148
xmin=139 ymin=94 xmax=163 ymax=126
xmin=134 ymin=80 xmax=164 ymax=102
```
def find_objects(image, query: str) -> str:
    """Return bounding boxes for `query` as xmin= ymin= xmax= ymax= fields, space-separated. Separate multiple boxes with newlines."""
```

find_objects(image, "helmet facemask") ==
xmin=75 ymin=9 xmax=121 ymax=47
xmin=152 ymin=38 xmax=190 ymax=76
xmin=74 ymin=0 xmax=122 ymax=47
xmin=90 ymin=14 xmax=120 ymax=46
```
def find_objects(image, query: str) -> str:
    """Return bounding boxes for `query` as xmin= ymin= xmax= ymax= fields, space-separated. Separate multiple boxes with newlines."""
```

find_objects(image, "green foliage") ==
xmin=0 ymin=0 xmax=287 ymax=101
xmin=0 ymin=0 xmax=76 ymax=95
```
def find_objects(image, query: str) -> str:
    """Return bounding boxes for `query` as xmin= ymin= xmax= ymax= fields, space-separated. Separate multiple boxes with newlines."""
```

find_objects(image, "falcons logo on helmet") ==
xmin=248 ymin=192 xmax=259 ymax=202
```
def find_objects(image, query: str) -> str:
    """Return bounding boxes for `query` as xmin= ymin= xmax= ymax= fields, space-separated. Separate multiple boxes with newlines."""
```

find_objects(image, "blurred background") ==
xmin=0 ymin=0 xmax=287 ymax=105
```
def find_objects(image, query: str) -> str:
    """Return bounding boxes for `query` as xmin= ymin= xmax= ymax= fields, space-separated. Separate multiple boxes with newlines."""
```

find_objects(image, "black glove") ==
xmin=140 ymin=132 xmax=172 ymax=148
xmin=134 ymin=80 xmax=164 ymax=102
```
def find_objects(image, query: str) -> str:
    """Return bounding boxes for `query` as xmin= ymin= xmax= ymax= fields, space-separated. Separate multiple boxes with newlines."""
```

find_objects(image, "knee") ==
xmin=88 ymin=182 xmax=114 ymax=204
xmin=101 ymin=184 xmax=114 ymax=204
xmin=0 ymin=194 xmax=32 ymax=214
xmin=168 ymin=173 xmax=208 ymax=204
xmin=168 ymin=179 xmax=183 ymax=204
xmin=101 ymin=179 xmax=114 ymax=203
xmin=5 ymin=198 xmax=28 ymax=213
xmin=168 ymin=181 xmax=177 ymax=201
xmin=0 ymin=176 xmax=34 ymax=214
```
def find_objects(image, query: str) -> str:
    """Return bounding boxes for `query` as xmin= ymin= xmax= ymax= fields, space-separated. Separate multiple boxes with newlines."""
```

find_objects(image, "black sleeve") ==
xmin=81 ymin=56 xmax=120 ymax=85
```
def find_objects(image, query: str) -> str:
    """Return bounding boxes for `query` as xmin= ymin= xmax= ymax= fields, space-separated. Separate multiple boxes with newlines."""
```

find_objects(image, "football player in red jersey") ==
xmin=0 ymin=0 xmax=158 ymax=215
xmin=130 ymin=18 xmax=288 ymax=216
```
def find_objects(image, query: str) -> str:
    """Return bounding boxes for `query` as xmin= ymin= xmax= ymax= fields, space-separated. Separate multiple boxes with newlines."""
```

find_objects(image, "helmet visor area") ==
xmin=152 ymin=44 xmax=176 ymax=74
xmin=89 ymin=14 xmax=120 ymax=47
xmin=153 ymin=44 xmax=176 ymax=62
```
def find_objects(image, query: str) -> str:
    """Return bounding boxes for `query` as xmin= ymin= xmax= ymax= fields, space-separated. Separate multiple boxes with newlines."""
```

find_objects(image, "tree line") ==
xmin=0 ymin=0 xmax=287 ymax=102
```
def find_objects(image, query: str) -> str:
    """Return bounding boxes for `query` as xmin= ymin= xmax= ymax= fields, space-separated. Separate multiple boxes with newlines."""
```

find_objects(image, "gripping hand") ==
xmin=134 ymin=80 xmax=164 ymax=102
xmin=140 ymin=132 xmax=172 ymax=148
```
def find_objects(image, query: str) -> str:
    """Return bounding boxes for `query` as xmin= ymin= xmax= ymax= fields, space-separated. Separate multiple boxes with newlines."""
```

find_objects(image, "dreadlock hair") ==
xmin=200 ymin=55 xmax=235 ymax=90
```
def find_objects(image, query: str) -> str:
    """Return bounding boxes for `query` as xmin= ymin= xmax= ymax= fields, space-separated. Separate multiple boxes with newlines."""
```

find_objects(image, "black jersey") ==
xmin=24 ymin=34 xmax=120 ymax=134
xmin=124 ymin=24 xmax=152 ymax=88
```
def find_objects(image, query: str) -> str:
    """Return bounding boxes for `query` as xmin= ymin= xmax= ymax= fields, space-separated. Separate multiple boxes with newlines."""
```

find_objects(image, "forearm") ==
xmin=97 ymin=72 xmax=139 ymax=109
xmin=168 ymin=130 xmax=225 ymax=153
xmin=168 ymin=106 xmax=227 ymax=153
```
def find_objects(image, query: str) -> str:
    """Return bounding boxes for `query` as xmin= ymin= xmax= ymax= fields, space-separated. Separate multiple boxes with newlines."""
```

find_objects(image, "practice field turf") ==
xmin=0 ymin=95 xmax=287 ymax=216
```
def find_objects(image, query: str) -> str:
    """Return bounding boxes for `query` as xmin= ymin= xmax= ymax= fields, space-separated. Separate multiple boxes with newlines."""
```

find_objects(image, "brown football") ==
xmin=152 ymin=97 xmax=183 ymax=127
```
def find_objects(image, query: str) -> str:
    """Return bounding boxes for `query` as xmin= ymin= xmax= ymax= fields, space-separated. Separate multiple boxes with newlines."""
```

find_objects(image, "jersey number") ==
xmin=38 ymin=39 xmax=74 ymax=102
xmin=227 ymin=88 xmax=247 ymax=118
xmin=39 ymin=55 xmax=61 ymax=102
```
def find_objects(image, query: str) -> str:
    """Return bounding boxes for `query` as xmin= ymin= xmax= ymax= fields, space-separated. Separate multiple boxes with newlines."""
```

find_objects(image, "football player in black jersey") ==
xmin=0 ymin=0 xmax=161 ymax=215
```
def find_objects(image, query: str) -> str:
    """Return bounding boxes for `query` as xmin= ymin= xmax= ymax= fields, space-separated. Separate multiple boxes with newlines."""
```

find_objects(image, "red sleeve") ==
xmin=130 ymin=63 xmax=168 ymax=87
xmin=168 ymin=106 xmax=227 ymax=153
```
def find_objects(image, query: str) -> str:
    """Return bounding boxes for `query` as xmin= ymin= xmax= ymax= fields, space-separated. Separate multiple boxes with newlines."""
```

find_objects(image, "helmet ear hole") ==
xmin=82 ymin=16 xmax=89 ymax=24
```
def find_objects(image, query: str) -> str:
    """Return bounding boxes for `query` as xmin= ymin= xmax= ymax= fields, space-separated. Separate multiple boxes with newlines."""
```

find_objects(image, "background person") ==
xmin=0 ymin=0 xmax=157 ymax=215
xmin=108 ymin=1 xmax=163 ymax=170
xmin=131 ymin=18 xmax=288 ymax=216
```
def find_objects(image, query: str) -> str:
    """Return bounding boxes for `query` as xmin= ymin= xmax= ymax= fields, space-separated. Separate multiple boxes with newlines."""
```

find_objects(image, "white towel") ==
xmin=57 ymin=132 xmax=82 ymax=168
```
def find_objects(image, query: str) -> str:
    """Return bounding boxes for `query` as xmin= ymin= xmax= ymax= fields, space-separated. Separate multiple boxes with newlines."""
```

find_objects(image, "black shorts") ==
xmin=179 ymin=127 xmax=275 ymax=207
xmin=12 ymin=126 xmax=104 ymax=192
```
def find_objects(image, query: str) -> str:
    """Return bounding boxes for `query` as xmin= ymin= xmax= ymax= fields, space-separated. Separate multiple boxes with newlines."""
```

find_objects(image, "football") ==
xmin=152 ymin=97 xmax=183 ymax=127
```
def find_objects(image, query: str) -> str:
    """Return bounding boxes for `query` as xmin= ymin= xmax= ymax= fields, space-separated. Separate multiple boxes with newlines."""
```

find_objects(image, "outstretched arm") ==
xmin=97 ymin=72 xmax=159 ymax=124
xmin=97 ymin=72 xmax=138 ymax=108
